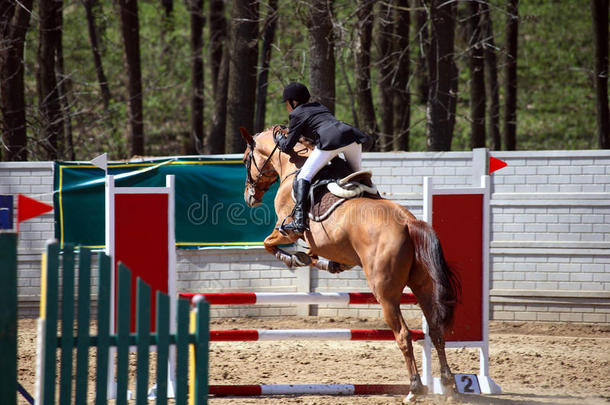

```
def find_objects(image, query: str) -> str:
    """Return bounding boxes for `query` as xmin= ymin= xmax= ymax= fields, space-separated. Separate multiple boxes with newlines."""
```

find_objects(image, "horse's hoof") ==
xmin=409 ymin=375 xmax=428 ymax=396
xmin=293 ymin=252 xmax=312 ymax=266
xmin=403 ymin=392 xmax=417 ymax=403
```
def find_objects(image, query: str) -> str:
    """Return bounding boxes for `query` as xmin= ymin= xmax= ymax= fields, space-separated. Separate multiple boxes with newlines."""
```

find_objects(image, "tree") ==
xmin=189 ymin=0 xmax=204 ymax=154
xmin=82 ymin=0 xmax=111 ymax=109
xmin=413 ymin=0 xmax=429 ymax=104
xmin=504 ymin=0 xmax=518 ymax=151
xmin=0 ymin=0 xmax=34 ymax=161
xmin=206 ymin=43 xmax=229 ymax=153
xmin=254 ymin=0 xmax=279 ymax=133
xmin=480 ymin=0 xmax=501 ymax=150
xmin=209 ymin=0 xmax=226 ymax=96
xmin=591 ymin=0 xmax=609 ymax=148
xmin=392 ymin=0 xmax=410 ymax=151
xmin=468 ymin=0 xmax=486 ymax=148
xmin=306 ymin=0 xmax=336 ymax=113
xmin=425 ymin=0 xmax=457 ymax=151
xmin=160 ymin=0 xmax=173 ymax=37
xmin=38 ymin=0 xmax=65 ymax=160
xmin=117 ymin=0 xmax=145 ymax=156
xmin=225 ymin=0 xmax=259 ymax=153
xmin=376 ymin=1 xmax=400 ymax=151
xmin=56 ymin=11 xmax=75 ymax=160
xmin=376 ymin=0 xmax=394 ymax=151
xmin=354 ymin=0 xmax=379 ymax=149
xmin=206 ymin=0 xmax=228 ymax=153
xmin=159 ymin=0 xmax=174 ymax=70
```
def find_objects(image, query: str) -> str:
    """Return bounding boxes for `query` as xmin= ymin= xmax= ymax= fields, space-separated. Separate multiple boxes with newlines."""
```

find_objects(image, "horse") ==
xmin=240 ymin=126 xmax=460 ymax=401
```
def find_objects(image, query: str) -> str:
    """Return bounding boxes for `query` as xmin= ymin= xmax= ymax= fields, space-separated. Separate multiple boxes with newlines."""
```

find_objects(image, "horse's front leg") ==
xmin=309 ymin=256 xmax=351 ymax=274
xmin=264 ymin=229 xmax=311 ymax=267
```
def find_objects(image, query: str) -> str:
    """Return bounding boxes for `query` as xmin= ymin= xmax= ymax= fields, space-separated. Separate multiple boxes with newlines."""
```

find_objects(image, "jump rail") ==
xmin=209 ymin=384 xmax=411 ymax=396
xmin=179 ymin=292 xmax=417 ymax=305
xmin=186 ymin=291 xmax=423 ymax=398
xmin=209 ymin=328 xmax=424 ymax=341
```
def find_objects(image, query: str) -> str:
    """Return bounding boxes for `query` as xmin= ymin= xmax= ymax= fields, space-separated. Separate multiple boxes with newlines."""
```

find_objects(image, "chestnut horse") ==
xmin=240 ymin=126 xmax=459 ymax=400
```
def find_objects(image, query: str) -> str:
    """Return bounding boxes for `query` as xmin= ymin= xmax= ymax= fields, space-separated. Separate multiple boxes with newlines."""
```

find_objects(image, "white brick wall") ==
xmin=2 ymin=149 xmax=609 ymax=323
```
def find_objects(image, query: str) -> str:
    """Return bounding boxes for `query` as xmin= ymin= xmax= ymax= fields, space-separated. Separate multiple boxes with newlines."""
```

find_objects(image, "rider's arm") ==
xmin=278 ymin=113 xmax=305 ymax=153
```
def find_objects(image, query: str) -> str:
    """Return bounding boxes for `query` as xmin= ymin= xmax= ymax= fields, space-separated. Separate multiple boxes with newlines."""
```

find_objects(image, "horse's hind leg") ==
xmin=379 ymin=299 xmax=427 ymax=399
xmin=417 ymin=294 xmax=454 ymax=390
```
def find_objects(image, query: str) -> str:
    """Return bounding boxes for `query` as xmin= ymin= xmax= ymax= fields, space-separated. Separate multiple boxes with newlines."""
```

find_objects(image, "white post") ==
xmin=105 ymin=175 xmax=117 ymax=399
xmin=421 ymin=177 xmax=433 ymax=388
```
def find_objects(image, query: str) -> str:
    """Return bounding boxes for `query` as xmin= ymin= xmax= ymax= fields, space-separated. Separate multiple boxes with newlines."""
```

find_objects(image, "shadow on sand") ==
xmin=450 ymin=392 xmax=610 ymax=405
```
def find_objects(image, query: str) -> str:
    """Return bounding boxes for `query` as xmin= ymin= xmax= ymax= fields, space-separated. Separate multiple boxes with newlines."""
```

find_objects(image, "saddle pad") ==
xmin=309 ymin=182 xmax=380 ymax=222
xmin=299 ymin=157 xmax=380 ymax=222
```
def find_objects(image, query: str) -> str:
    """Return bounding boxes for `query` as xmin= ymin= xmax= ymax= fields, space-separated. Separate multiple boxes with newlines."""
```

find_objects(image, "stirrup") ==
xmin=281 ymin=220 xmax=306 ymax=236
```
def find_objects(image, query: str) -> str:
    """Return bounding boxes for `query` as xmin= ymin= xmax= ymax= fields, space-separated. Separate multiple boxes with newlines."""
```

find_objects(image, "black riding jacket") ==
xmin=278 ymin=102 xmax=370 ymax=153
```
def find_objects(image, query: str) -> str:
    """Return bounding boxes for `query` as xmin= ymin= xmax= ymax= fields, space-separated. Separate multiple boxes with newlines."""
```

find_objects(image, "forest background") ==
xmin=0 ymin=0 xmax=609 ymax=161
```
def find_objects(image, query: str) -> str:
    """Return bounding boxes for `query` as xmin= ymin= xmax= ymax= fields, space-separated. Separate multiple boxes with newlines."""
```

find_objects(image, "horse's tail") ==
xmin=408 ymin=220 xmax=461 ymax=332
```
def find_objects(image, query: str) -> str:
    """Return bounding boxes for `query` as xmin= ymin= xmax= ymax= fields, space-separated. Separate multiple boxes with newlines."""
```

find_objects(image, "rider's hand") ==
xmin=299 ymin=137 xmax=314 ymax=150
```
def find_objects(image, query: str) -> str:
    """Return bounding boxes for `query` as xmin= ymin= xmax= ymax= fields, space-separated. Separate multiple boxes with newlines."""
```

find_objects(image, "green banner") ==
xmin=54 ymin=157 xmax=278 ymax=249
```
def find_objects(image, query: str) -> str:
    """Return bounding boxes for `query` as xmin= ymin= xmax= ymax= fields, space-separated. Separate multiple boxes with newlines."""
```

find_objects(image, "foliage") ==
xmin=14 ymin=0 xmax=602 ymax=159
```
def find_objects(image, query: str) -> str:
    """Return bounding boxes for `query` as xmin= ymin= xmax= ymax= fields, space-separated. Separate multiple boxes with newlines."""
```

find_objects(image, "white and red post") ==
xmin=105 ymin=174 xmax=177 ymax=398
xmin=422 ymin=175 xmax=500 ymax=394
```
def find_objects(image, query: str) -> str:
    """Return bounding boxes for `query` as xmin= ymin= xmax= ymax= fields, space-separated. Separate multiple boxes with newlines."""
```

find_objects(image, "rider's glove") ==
xmin=274 ymin=132 xmax=285 ymax=145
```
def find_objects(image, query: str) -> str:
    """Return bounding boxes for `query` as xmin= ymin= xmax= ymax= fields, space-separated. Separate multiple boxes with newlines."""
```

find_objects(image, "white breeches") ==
xmin=297 ymin=142 xmax=363 ymax=182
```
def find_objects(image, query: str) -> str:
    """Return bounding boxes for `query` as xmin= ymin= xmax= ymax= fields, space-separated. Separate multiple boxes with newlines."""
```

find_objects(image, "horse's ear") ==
xmin=239 ymin=126 xmax=254 ymax=146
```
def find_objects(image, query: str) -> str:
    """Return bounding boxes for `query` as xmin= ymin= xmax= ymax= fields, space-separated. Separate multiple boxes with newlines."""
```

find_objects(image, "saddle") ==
xmin=295 ymin=158 xmax=380 ymax=222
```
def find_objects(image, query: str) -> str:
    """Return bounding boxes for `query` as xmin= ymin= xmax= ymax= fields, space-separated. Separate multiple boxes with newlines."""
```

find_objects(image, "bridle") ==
xmin=243 ymin=126 xmax=282 ymax=193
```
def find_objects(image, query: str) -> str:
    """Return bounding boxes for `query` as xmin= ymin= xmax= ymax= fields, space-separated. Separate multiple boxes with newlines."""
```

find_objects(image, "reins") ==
xmin=245 ymin=125 xmax=306 ymax=193
xmin=245 ymin=126 xmax=282 ymax=189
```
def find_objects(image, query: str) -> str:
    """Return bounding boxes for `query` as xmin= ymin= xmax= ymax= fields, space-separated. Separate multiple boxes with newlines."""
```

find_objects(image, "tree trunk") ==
xmin=83 ymin=0 xmax=111 ymax=109
xmin=468 ymin=1 xmax=486 ymax=149
xmin=56 ymin=13 xmax=75 ymax=160
xmin=206 ymin=43 xmax=229 ymax=153
xmin=159 ymin=0 xmax=174 ymax=71
xmin=189 ymin=0 xmax=204 ymax=154
xmin=339 ymin=52 xmax=359 ymax=126
xmin=209 ymin=0 xmax=226 ymax=96
xmin=0 ymin=0 xmax=33 ymax=161
xmin=254 ymin=0 xmax=278 ymax=133
xmin=307 ymin=0 xmax=335 ymax=113
xmin=117 ymin=0 xmax=145 ymax=156
xmin=225 ymin=0 xmax=258 ymax=153
xmin=376 ymin=0 xmax=394 ymax=151
xmin=38 ymin=0 xmax=65 ymax=160
xmin=504 ymin=0 xmax=518 ymax=151
xmin=160 ymin=0 xmax=173 ymax=19
xmin=393 ymin=0 xmax=410 ymax=151
xmin=425 ymin=0 xmax=457 ymax=151
xmin=413 ymin=0 xmax=429 ymax=104
xmin=354 ymin=0 xmax=378 ymax=150
xmin=592 ymin=0 xmax=609 ymax=148
xmin=480 ymin=0 xmax=501 ymax=150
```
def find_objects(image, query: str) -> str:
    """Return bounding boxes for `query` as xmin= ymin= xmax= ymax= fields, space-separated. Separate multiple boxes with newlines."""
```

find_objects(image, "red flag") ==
xmin=17 ymin=194 xmax=53 ymax=225
xmin=489 ymin=156 xmax=508 ymax=174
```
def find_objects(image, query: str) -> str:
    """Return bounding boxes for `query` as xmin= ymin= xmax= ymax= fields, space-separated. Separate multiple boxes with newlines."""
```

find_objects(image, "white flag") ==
xmin=91 ymin=153 xmax=108 ymax=173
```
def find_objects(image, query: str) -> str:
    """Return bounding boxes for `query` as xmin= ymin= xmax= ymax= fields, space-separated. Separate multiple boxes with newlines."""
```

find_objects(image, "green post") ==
xmin=0 ymin=233 xmax=18 ymax=405
xmin=194 ymin=299 xmax=209 ymax=405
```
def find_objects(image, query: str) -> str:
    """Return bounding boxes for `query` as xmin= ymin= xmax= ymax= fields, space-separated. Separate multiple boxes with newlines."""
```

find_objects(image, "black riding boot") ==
xmin=283 ymin=179 xmax=311 ymax=235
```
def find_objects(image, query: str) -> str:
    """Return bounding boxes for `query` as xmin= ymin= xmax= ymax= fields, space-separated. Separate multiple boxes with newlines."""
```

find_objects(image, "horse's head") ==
xmin=240 ymin=127 xmax=280 ymax=208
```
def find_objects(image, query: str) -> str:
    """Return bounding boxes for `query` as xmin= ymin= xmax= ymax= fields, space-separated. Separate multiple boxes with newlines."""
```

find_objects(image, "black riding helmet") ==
xmin=282 ymin=83 xmax=310 ymax=107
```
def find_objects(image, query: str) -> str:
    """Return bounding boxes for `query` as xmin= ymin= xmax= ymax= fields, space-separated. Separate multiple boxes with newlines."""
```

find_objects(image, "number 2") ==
xmin=461 ymin=375 xmax=475 ymax=393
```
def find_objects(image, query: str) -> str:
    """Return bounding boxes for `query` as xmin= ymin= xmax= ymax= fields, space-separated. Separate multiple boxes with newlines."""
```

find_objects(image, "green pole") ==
xmin=0 ymin=233 xmax=18 ymax=405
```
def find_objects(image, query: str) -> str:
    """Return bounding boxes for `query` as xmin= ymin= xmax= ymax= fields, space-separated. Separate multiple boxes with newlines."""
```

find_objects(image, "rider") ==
xmin=276 ymin=82 xmax=371 ymax=236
